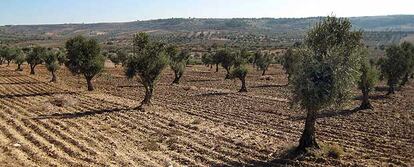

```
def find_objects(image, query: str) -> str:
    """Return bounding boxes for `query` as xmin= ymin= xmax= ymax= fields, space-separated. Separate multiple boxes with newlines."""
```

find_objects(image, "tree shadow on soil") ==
xmin=375 ymin=86 xmax=400 ymax=92
xmin=187 ymin=79 xmax=221 ymax=83
xmin=291 ymin=107 xmax=360 ymax=121
xmin=250 ymin=84 xmax=287 ymax=88
xmin=0 ymin=81 xmax=43 ymax=85
xmin=0 ymin=91 xmax=75 ymax=99
xmin=223 ymin=147 xmax=307 ymax=167
xmin=117 ymin=85 xmax=143 ymax=88
xmin=194 ymin=92 xmax=231 ymax=97
xmin=34 ymin=107 xmax=129 ymax=120
xmin=0 ymin=74 xmax=24 ymax=77
xmin=353 ymin=94 xmax=387 ymax=100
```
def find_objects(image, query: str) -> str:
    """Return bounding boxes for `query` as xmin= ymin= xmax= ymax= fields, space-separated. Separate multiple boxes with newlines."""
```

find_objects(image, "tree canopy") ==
xmin=65 ymin=36 xmax=104 ymax=91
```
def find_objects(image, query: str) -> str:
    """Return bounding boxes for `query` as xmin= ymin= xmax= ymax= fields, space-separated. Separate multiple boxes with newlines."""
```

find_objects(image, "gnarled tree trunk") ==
xmin=225 ymin=68 xmax=231 ymax=79
xmin=16 ymin=64 xmax=23 ymax=71
xmin=141 ymin=85 xmax=153 ymax=107
xmin=172 ymin=72 xmax=182 ymax=84
xmin=262 ymin=69 xmax=266 ymax=76
xmin=85 ymin=76 xmax=94 ymax=91
xmin=30 ymin=65 xmax=36 ymax=75
xmin=215 ymin=64 xmax=219 ymax=72
xmin=359 ymin=88 xmax=373 ymax=110
xmin=239 ymin=77 xmax=247 ymax=92
xmin=50 ymin=71 xmax=57 ymax=83
xmin=297 ymin=109 xmax=319 ymax=152
xmin=400 ymin=73 xmax=409 ymax=87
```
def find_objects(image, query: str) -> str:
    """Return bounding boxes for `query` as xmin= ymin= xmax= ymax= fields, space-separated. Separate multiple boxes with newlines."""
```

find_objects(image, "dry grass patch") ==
xmin=49 ymin=94 xmax=77 ymax=107
xmin=259 ymin=75 xmax=274 ymax=81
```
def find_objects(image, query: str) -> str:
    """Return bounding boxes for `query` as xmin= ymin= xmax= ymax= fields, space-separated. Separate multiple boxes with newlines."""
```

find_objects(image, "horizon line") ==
xmin=1 ymin=14 xmax=413 ymax=27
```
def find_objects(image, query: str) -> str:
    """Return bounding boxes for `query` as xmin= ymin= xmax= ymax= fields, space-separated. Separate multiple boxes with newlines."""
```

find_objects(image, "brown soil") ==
xmin=0 ymin=64 xmax=413 ymax=167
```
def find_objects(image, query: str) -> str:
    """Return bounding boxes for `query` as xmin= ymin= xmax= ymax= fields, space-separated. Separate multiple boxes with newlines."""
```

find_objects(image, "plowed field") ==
xmin=0 ymin=64 xmax=413 ymax=167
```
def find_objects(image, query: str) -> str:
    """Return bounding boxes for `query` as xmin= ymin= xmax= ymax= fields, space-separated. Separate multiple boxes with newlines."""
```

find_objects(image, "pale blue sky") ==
xmin=0 ymin=0 xmax=413 ymax=25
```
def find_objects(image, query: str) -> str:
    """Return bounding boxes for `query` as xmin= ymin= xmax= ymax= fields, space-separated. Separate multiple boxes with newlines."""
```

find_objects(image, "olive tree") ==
xmin=14 ymin=49 xmax=26 ymax=71
xmin=1 ymin=47 xmax=15 ymax=66
xmin=109 ymin=49 xmax=129 ymax=67
xmin=230 ymin=50 xmax=249 ymax=92
xmin=201 ymin=53 xmax=214 ymax=69
xmin=380 ymin=45 xmax=410 ymax=95
xmin=291 ymin=16 xmax=362 ymax=152
xmin=0 ymin=47 xmax=4 ymax=65
xmin=255 ymin=52 xmax=272 ymax=76
xmin=166 ymin=45 xmax=190 ymax=84
xmin=282 ymin=48 xmax=301 ymax=83
xmin=109 ymin=52 xmax=121 ymax=67
xmin=400 ymin=42 xmax=414 ymax=86
xmin=216 ymin=48 xmax=234 ymax=79
xmin=65 ymin=36 xmax=104 ymax=91
xmin=27 ymin=46 xmax=46 ymax=75
xmin=125 ymin=32 xmax=168 ymax=107
xmin=56 ymin=49 xmax=67 ymax=65
xmin=210 ymin=50 xmax=221 ymax=72
xmin=44 ymin=50 xmax=60 ymax=82
xmin=358 ymin=49 xmax=379 ymax=110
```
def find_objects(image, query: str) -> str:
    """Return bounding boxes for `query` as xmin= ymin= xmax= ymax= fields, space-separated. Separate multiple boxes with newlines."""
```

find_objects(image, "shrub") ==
xmin=65 ymin=36 xmax=104 ymax=91
xmin=325 ymin=144 xmax=344 ymax=159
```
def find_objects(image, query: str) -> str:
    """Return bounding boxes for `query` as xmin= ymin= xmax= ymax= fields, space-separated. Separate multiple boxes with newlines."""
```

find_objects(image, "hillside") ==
xmin=1 ymin=15 xmax=414 ymax=47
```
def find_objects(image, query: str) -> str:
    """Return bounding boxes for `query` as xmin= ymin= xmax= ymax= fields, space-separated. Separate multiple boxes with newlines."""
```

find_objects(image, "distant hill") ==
xmin=1 ymin=15 xmax=413 ymax=47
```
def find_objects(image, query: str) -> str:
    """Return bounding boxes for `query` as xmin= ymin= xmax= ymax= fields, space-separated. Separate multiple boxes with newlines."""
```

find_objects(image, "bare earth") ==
xmin=0 ymin=64 xmax=413 ymax=167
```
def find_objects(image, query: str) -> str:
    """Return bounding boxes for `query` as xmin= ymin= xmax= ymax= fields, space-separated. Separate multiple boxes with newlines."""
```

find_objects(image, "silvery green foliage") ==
xmin=292 ymin=16 xmax=363 ymax=111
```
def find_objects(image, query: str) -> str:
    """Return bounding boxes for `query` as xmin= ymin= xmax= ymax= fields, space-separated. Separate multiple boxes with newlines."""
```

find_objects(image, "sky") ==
xmin=0 ymin=0 xmax=413 ymax=25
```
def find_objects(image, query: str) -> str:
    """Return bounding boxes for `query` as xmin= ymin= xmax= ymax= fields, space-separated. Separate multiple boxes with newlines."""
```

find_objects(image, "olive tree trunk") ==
xmin=50 ymin=71 xmax=57 ymax=83
xmin=400 ymin=73 xmax=409 ymax=87
xmin=225 ymin=68 xmax=231 ymax=79
xmin=239 ymin=77 xmax=247 ymax=92
xmin=297 ymin=109 xmax=319 ymax=152
xmin=262 ymin=69 xmax=266 ymax=76
xmin=16 ymin=64 xmax=23 ymax=71
xmin=30 ymin=65 xmax=36 ymax=75
xmin=85 ymin=76 xmax=94 ymax=91
xmin=387 ymin=81 xmax=396 ymax=95
xmin=172 ymin=72 xmax=182 ymax=84
xmin=359 ymin=88 xmax=373 ymax=110
xmin=215 ymin=64 xmax=219 ymax=72
xmin=141 ymin=85 xmax=153 ymax=106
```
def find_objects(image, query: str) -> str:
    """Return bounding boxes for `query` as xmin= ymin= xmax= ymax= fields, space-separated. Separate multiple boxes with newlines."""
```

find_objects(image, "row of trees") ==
xmin=201 ymin=49 xmax=274 ymax=76
xmin=0 ymin=46 xmax=65 ymax=81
